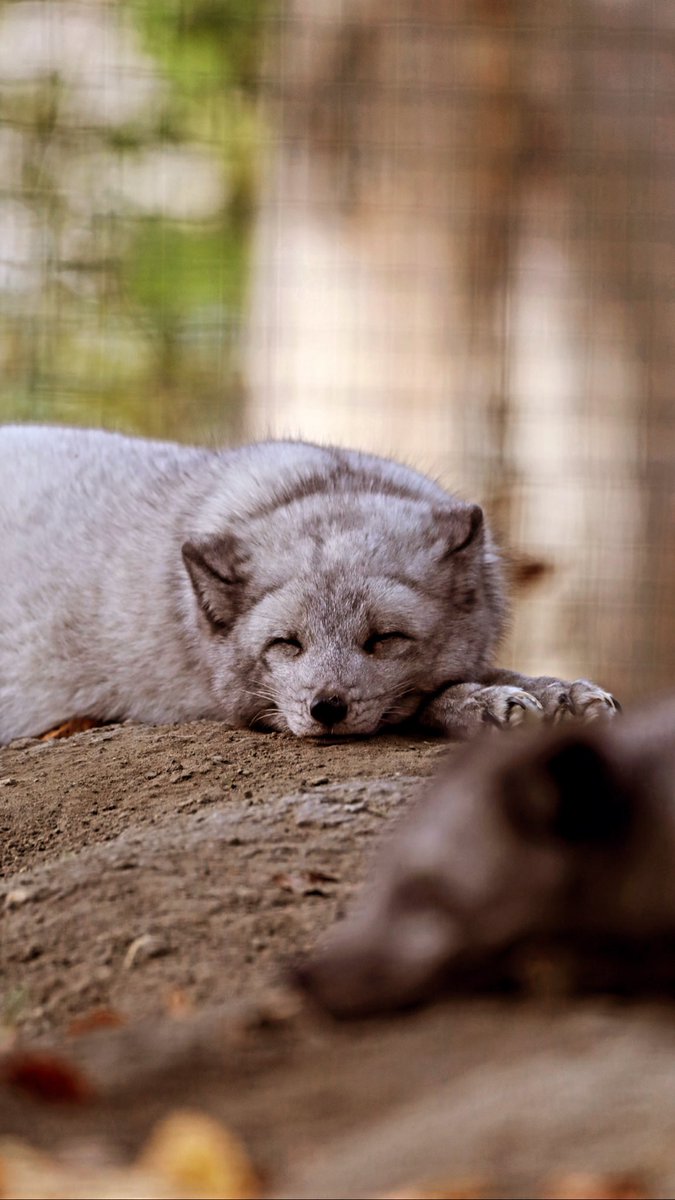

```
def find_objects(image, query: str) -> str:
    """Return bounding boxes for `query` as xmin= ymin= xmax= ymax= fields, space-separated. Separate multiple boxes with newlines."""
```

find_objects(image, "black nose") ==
xmin=310 ymin=694 xmax=349 ymax=728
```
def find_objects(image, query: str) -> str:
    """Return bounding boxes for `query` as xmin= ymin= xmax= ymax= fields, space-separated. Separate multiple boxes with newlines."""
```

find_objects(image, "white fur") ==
xmin=0 ymin=425 xmax=507 ymax=742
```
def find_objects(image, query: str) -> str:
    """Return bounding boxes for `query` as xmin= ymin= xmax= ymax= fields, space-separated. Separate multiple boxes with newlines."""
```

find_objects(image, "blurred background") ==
xmin=0 ymin=0 xmax=672 ymax=700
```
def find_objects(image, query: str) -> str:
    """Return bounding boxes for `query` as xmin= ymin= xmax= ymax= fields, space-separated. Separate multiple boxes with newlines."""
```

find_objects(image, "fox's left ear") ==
xmin=437 ymin=503 xmax=484 ymax=560
xmin=182 ymin=535 xmax=248 ymax=633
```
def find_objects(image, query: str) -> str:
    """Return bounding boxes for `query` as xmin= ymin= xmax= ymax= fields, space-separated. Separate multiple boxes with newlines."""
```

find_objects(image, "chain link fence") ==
xmin=1 ymin=0 xmax=673 ymax=699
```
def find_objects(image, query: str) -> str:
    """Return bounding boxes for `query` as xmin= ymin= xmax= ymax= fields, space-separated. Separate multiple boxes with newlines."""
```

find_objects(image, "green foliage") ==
xmin=0 ymin=0 xmax=271 ymax=441
xmin=133 ymin=0 xmax=270 ymax=95
xmin=129 ymin=219 xmax=246 ymax=319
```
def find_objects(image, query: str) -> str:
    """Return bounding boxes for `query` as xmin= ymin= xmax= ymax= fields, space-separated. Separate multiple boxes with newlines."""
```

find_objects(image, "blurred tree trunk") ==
xmin=562 ymin=0 xmax=675 ymax=693
xmin=245 ymin=0 xmax=675 ymax=698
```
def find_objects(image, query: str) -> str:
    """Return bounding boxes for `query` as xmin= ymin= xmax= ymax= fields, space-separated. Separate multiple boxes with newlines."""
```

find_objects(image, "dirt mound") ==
xmin=1 ymin=722 xmax=442 ymax=1036
xmin=2 ymin=722 xmax=675 ymax=1198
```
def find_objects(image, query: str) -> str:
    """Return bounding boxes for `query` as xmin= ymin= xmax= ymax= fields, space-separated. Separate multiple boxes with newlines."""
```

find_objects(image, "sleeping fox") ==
xmin=0 ymin=424 xmax=617 ymax=743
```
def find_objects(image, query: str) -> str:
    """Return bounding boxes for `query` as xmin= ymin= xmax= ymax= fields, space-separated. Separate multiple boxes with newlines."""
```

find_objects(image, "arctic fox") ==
xmin=299 ymin=694 xmax=675 ymax=1016
xmin=0 ymin=425 xmax=618 ymax=744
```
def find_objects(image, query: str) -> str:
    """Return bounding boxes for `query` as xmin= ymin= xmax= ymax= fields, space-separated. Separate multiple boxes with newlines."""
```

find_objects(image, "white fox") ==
xmin=0 ymin=425 xmax=618 ymax=744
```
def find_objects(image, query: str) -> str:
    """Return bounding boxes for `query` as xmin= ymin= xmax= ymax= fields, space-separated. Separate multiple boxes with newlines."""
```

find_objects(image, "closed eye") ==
xmin=363 ymin=631 xmax=414 ymax=655
xmin=265 ymin=635 xmax=303 ymax=653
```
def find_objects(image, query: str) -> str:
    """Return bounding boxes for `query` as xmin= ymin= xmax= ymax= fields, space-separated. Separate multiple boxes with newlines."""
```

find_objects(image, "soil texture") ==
xmin=2 ymin=721 xmax=675 ymax=1198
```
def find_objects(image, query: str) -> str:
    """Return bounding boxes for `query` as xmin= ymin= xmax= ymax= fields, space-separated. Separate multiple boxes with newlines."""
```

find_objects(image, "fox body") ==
xmin=0 ymin=425 xmax=616 ymax=744
xmin=300 ymin=695 xmax=675 ymax=1016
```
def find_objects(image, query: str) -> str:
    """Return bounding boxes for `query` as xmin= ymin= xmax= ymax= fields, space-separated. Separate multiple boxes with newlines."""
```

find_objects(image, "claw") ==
xmin=482 ymin=709 xmax=503 ymax=728
xmin=567 ymin=681 xmax=622 ymax=723
xmin=469 ymin=686 xmax=546 ymax=736
xmin=501 ymin=690 xmax=543 ymax=727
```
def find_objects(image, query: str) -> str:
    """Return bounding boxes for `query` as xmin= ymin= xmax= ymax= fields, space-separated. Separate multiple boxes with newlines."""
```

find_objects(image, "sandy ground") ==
xmin=2 ymin=721 xmax=675 ymax=1198
xmin=1 ymin=722 xmax=443 ymax=1038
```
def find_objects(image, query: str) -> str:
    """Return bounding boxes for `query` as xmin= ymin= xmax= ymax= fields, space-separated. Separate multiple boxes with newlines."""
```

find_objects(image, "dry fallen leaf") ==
xmin=2 ymin=1050 xmax=94 ymax=1103
xmin=0 ymin=1136 xmax=183 ymax=1199
xmin=0 ymin=1111 xmax=261 ymax=1199
xmin=544 ymin=1172 xmax=648 ymax=1199
xmin=0 ymin=1139 xmax=155 ymax=1200
xmin=67 ymin=1008 xmax=126 ymax=1037
xmin=39 ymin=716 xmax=103 ymax=740
xmin=374 ymin=1179 xmax=485 ymax=1200
xmin=139 ymin=1110 xmax=259 ymax=1200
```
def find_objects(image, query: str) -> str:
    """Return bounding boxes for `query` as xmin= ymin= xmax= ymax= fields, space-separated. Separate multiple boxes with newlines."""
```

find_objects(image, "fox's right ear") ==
xmin=436 ymin=503 xmax=484 ymax=561
xmin=182 ymin=536 xmax=248 ymax=633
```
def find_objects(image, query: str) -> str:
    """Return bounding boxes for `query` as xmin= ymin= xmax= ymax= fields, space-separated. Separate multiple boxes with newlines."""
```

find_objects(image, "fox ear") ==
xmin=437 ymin=503 xmax=484 ymax=561
xmin=501 ymin=735 xmax=633 ymax=846
xmin=182 ymin=536 xmax=247 ymax=632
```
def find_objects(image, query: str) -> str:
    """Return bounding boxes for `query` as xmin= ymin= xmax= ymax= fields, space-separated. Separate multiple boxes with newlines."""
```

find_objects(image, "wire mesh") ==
xmin=0 ymin=0 xmax=673 ymax=699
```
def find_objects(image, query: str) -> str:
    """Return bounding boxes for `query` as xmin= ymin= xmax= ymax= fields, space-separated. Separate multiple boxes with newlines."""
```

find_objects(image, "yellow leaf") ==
xmin=138 ymin=1110 xmax=259 ymax=1200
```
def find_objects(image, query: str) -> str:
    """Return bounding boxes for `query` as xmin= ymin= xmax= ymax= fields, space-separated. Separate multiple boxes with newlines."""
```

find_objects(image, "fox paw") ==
xmin=476 ymin=685 xmax=545 ymax=730
xmin=538 ymin=680 xmax=621 ymax=724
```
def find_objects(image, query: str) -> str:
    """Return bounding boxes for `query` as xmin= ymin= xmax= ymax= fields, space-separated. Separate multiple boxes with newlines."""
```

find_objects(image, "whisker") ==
xmin=244 ymin=687 xmax=278 ymax=704
xmin=248 ymin=703 xmax=277 ymax=729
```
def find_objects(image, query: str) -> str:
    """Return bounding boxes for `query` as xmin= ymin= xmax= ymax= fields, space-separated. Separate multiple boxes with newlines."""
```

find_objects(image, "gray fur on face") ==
xmin=0 ymin=425 xmax=614 ymax=744
xmin=183 ymin=486 xmax=497 ymax=737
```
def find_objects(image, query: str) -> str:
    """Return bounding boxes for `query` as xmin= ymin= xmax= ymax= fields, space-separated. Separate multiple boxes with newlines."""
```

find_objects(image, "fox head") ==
xmin=182 ymin=487 xmax=506 ymax=736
